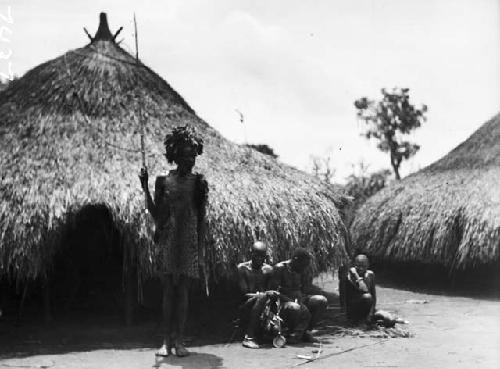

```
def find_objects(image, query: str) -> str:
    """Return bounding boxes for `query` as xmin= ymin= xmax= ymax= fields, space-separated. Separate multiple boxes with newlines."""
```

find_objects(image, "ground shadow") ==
xmin=153 ymin=352 xmax=224 ymax=369
xmin=0 ymin=308 xmax=236 ymax=360
xmin=0 ymin=277 xmax=417 ymax=360
xmin=0 ymin=280 xmax=242 ymax=359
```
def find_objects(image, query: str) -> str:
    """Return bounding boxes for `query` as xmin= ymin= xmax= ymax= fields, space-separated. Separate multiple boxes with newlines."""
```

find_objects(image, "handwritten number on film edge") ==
xmin=0 ymin=6 xmax=13 ymax=24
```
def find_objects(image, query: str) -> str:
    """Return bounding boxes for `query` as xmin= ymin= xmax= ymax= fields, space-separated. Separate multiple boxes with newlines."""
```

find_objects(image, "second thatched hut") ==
xmin=351 ymin=113 xmax=500 ymax=279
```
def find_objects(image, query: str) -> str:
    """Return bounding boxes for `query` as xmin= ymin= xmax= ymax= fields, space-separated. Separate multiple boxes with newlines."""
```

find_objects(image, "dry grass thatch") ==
xmin=351 ymin=113 xmax=500 ymax=271
xmin=0 ymin=14 xmax=350 ymax=282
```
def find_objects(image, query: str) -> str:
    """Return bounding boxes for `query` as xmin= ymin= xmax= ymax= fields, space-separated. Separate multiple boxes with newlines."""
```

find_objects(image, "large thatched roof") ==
xmin=351 ymin=113 xmax=500 ymax=271
xmin=0 ymin=14 xmax=350 ymax=281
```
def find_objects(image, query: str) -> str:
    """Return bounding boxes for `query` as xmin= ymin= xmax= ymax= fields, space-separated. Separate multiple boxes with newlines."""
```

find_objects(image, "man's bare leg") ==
xmin=281 ymin=301 xmax=311 ymax=344
xmin=174 ymin=276 xmax=190 ymax=357
xmin=347 ymin=293 xmax=373 ymax=326
xmin=303 ymin=295 xmax=327 ymax=342
xmin=156 ymin=275 xmax=174 ymax=356
xmin=242 ymin=294 xmax=268 ymax=349
xmin=306 ymin=296 xmax=326 ymax=329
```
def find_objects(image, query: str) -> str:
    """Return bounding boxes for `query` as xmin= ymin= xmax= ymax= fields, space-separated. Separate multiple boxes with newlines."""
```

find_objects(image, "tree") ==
xmin=309 ymin=154 xmax=336 ymax=183
xmin=244 ymin=144 xmax=278 ymax=159
xmin=354 ymin=88 xmax=427 ymax=180
xmin=311 ymin=156 xmax=322 ymax=177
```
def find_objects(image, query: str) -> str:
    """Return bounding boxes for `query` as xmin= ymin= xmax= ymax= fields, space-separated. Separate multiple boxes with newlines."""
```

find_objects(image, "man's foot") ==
xmin=395 ymin=318 xmax=409 ymax=324
xmin=174 ymin=341 xmax=190 ymax=357
xmin=242 ymin=336 xmax=260 ymax=349
xmin=302 ymin=331 xmax=319 ymax=343
xmin=359 ymin=322 xmax=373 ymax=330
xmin=155 ymin=344 xmax=170 ymax=357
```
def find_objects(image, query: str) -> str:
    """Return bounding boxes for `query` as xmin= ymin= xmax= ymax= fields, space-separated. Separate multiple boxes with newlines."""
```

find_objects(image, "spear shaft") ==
xmin=134 ymin=13 xmax=148 ymax=210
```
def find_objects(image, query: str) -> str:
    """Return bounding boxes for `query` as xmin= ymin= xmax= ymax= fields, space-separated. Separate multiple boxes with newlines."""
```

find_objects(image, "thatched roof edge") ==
xmin=350 ymin=113 xmax=500 ymax=271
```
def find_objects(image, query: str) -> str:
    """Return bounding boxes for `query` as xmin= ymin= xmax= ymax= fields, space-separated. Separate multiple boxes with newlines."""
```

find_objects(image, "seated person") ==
xmin=237 ymin=241 xmax=275 ymax=349
xmin=271 ymin=249 xmax=327 ymax=343
xmin=345 ymin=253 xmax=376 ymax=325
xmin=345 ymin=253 xmax=406 ymax=328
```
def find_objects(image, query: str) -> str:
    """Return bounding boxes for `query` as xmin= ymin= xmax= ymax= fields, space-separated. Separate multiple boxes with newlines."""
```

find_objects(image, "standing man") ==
xmin=271 ymin=249 xmax=327 ymax=344
xmin=237 ymin=241 xmax=275 ymax=349
xmin=139 ymin=125 xmax=208 ymax=357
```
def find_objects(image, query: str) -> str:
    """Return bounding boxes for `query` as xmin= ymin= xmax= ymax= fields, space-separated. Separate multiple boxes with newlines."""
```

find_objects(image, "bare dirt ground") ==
xmin=1 ymin=274 xmax=499 ymax=369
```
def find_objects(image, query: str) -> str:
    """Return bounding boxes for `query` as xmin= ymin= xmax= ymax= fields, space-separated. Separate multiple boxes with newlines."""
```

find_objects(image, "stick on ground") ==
xmin=294 ymin=339 xmax=390 ymax=367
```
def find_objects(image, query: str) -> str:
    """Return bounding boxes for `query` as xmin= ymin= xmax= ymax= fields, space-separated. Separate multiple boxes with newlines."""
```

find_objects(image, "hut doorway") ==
xmin=50 ymin=204 xmax=124 ymax=317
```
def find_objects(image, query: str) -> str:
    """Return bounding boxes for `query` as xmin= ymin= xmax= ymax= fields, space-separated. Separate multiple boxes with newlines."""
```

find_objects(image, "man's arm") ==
xmin=262 ymin=265 xmax=274 ymax=291
xmin=197 ymin=216 xmax=208 ymax=265
xmin=348 ymin=267 xmax=369 ymax=293
xmin=300 ymin=266 xmax=315 ymax=295
xmin=139 ymin=169 xmax=158 ymax=219
xmin=237 ymin=264 xmax=250 ymax=295
xmin=368 ymin=272 xmax=377 ymax=318
xmin=147 ymin=176 xmax=166 ymax=220
xmin=268 ymin=264 xmax=282 ymax=292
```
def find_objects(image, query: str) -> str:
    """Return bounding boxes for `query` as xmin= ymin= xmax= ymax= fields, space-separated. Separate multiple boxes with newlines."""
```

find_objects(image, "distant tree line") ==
xmin=310 ymin=154 xmax=335 ymax=183
xmin=343 ymin=164 xmax=392 ymax=226
xmin=308 ymin=157 xmax=393 ymax=226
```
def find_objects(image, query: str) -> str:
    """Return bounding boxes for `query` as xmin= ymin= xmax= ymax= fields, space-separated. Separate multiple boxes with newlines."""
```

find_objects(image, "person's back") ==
xmin=272 ymin=260 xmax=306 ymax=302
xmin=271 ymin=249 xmax=327 ymax=344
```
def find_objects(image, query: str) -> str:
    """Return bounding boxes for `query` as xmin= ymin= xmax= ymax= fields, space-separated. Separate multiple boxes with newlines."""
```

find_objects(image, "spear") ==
xmin=134 ymin=13 xmax=148 ymax=211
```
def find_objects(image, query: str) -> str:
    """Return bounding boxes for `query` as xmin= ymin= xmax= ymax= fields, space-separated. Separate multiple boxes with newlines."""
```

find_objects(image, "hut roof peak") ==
xmin=94 ymin=13 xmax=113 ymax=41
xmin=85 ymin=12 xmax=123 ymax=44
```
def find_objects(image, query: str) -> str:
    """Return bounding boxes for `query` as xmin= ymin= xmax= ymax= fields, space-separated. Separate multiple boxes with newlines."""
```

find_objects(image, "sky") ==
xmin=1 ymin=0 xmax=499 ymax=181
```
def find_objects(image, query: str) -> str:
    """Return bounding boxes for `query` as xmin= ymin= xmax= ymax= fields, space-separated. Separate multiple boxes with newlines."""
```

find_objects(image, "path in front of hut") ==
xmin=0 ymin=275 xmax=498 ymax=369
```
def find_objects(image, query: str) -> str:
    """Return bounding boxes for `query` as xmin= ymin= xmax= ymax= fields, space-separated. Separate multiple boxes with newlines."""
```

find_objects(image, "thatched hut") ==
xmin=0 ymin=14 xmax=350 ymax=316
xmin=351 ymin=113 xmax=500 ymax=276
